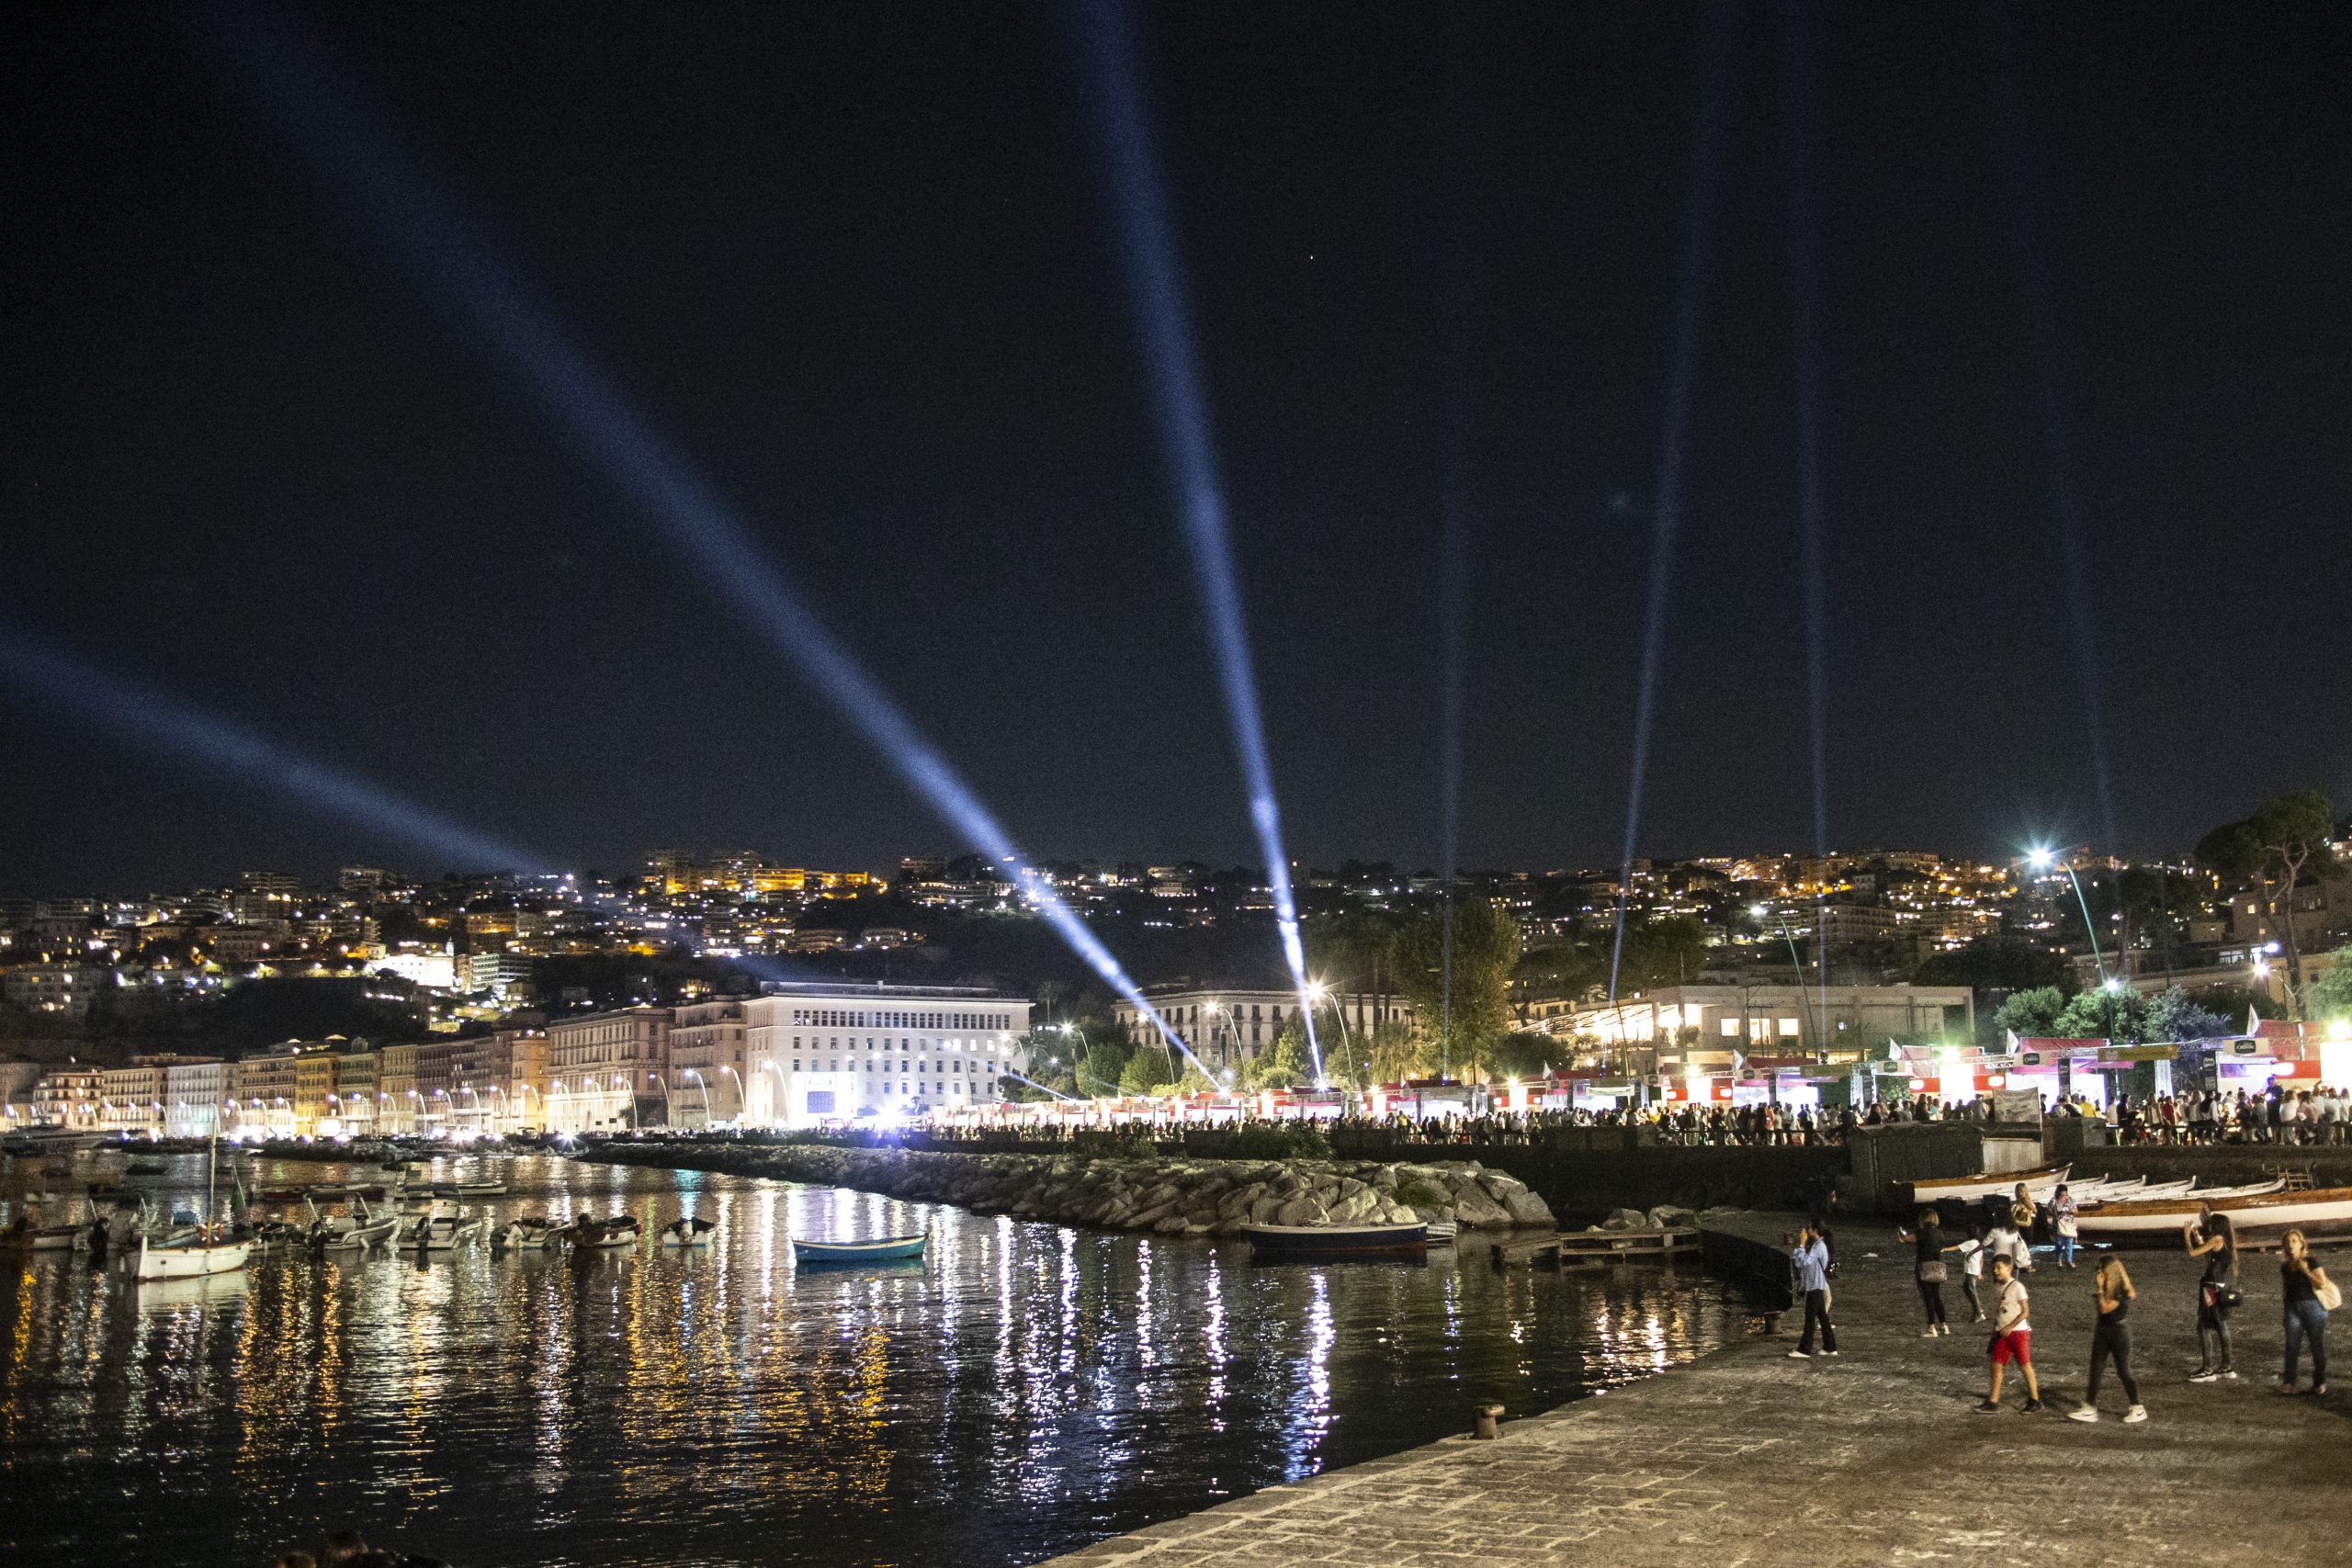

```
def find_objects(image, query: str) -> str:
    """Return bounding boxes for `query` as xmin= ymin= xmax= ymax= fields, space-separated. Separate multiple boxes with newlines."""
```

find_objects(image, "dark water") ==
xmin=1 ymin=1153 xmax=1748 ymax=1567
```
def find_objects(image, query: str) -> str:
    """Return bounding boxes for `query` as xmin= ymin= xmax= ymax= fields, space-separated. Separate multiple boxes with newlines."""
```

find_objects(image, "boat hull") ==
xmin=135 ymin=1239 xmax=253 ymax=1280
xmin=2076 ymin=1185 xmax=2352 ymax=1243
xmin=1244 ymin=1222 xmax=1430 ymax=1258
xmin=794 ymin=1235 xmax=925 ymax=1264
xmin=1908 ymin=1166 xmax=2069 ymax=1204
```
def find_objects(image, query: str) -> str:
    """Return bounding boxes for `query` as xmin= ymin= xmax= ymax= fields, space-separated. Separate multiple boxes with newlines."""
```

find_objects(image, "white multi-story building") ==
xmin=744 ymin=982 xmax=1030 ymax=1129
xmin=165 ymin=1058 xmax=230 ymax=1137
xmin=668 ymin=999 xmax=747 ymax=1129
xmin=1112 ymin=986 xmax=1413 ymax=1070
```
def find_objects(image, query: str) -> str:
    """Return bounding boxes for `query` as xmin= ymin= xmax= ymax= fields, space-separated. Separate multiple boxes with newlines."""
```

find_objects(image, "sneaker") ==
xmin=2315 ymin=1384 xmax=2329 ymax=1397
xmin=1787 ymin=1350 xmax=1812 ymax=1359
xmin=2188 ymin=1371 xmax=2221 ymax=1384
xmin=1973 ymin=1400 xmax=2001 ymax=1413
xmin=2222 ymin=1370 xmax=2239 ymax=1381
xmin=2066 ymin=1405 xmax=2099 ymax=1423
xmin=2279 ymin=1382 xmax=2299 ymax=1395
xmin=1921 ymin=1328 xmax=1940 ymax=1338
xmin=1822 ymin=1350 xmax=1840 ymax=1357
xmin=2022 ymin=1399 xmax=2044 ymax=1413
xmin=2124 ymin=1404 xmax=2148 ymax=1423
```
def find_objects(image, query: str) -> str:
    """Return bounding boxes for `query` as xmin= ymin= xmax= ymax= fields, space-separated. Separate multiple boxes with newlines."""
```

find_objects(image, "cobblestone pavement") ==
xmin=1033 ymin=1214 xmax=2352 ymax=1567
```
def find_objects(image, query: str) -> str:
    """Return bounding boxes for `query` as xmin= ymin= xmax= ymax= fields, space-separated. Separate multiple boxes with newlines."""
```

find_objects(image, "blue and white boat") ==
xmin=793 ymin=1233 xmax=925 ymax=1265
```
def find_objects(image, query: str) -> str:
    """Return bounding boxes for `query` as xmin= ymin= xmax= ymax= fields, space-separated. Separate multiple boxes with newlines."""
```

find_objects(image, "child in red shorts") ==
xmin=1976 ymin=1254 xmax=2043 ymax=1413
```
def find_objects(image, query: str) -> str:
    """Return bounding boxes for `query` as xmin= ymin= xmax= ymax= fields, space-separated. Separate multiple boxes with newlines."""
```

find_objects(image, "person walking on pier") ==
xmin=1976 ymin=1255 xmax=2042 ymax=1412
xmin=1788 ymin=1223 xmax=1838 ymax=1359
xmin=2050 ymin=1184 xmax=2080 ymax=1269
xmin=1956 ymin=1224 xmax=1988 ymax=1323
xmin=1900 ymin=1209 xmax=1955 ymax=1336
xmin=2067 ymin=1255 xmax=2145 ymax=1423
xmin=2279 ymin=1228 xmax=2334 ymax=1396
xmin=2186 ymin=1213 xmax=2240 ymax=1382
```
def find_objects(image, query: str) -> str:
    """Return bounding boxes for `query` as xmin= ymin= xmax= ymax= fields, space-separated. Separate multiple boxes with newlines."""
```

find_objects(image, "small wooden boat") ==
xmin=569 ymin=1215 xmax=642 ymax=1250
xmin=400 ymin=1203 xmax=485 ymax=1252
xmin=493 ymin=1218 xmax=566 ymax=1251
xmin=3 ymin=1197 xmax=95 ymax=1253
xmin=2075 ymin=1184 xmax=2352 ymax=1243
xmin=1422 ymin=1218 xmax=1459 ymax=1245
xmin=134 ymin=1231 xmax=253 ymax=1280
xmin=125 ymin=1160 xmax=169 ymax=1177
xmin=1243 ymin=1222 xmax=1430 ymax=1259
xmin=1908 ymin=1165 xmax=2068 ymax=1205
xmin=308 ymin=1197 xmax=396 ymax=1251
xmin=793 ymin=1233 xmax=925 ymax=1265
xmin=659 ymin=1217 xmax=717 ymax=1248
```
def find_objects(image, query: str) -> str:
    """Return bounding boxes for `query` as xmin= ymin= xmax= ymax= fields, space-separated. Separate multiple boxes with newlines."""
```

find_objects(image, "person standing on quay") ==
xmin=2279 ymin=1228 xmax=2333 ymax=1396
xmin=2067 ymin=1255 xmax=2146 ymax=1423
xmin=1899 ymin=1208 xmax=1955 ymax=1336
xmin=2049 ymin=1184 xmax=2080 ymax=1269
xmin=1976 ymin=1255 xmax=2043 ymax=1412
xmin=1956 ymin=1224 xmax=1989 ymax=1323
xmin=2186 ymin=1213 xmax=2240 ymax=1382
xmin=1788 ymin=1223 xmax=1838 ymax=1359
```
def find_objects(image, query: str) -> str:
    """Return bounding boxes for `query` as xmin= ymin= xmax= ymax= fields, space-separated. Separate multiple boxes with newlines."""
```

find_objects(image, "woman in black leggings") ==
xmin=1900 ymin=1209 xmax=1955 ymax=1336
xmin=2186 ymin=1212 xmax=2239 ymax=1381
xmin=2070 ymin=1255 xmax=2145 ymax=1422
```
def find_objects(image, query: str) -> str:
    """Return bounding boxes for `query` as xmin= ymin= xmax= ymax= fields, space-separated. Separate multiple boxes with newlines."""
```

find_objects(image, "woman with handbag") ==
xmin=2280 ymin=1227 xmax=2335 ymax=1396
xmin=2050 ymin=1184 xmax=2080 ymax=1269
xmin=1900 ymin=1209 xmax=1956 ymax=1336
xmin=2186 ymin=1212 xmax=2240 ymax=1382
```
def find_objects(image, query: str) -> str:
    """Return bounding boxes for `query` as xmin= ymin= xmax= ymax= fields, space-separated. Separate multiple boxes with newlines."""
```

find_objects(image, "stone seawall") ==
xmin=584 ymin=1142 xmax=1557 ymax=1234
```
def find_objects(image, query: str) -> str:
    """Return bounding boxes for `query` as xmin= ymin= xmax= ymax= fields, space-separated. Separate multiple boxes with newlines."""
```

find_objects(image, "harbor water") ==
xmin=1 ymin=1153 xmax=1750 ymax=1566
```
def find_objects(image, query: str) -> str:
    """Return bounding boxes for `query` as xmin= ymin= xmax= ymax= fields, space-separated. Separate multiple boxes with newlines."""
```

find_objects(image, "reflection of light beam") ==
xmin=1065 ymin=0 xmax=1322 ymax=1082
xmin=1608 ymin=0 xmax=1737 ymax=1004
xmin=1990 ymin=6 xmax=2119 ymax=849
xmin=196 ymin=10 xmax=1207 ymax=1074
xmin=0 ymin=621 xmax=535 ymax=871
xmin=995 ymin=1068 xmax=1081 ymax=1104
xmin=1782 ymin=0 xmax=1833 ymax=1021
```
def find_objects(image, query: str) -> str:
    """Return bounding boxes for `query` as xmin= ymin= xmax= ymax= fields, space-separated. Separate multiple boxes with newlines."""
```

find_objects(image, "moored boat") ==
xmin=569 ymin=1215 xmax=642 ymax=1250
xmin=793 ymin=1233 xmax=925 ymax=1265
xmin=493 ymin=1218 xmax=566 ymax=1251
xmin=307 ymin=1196 xmax=396 ymax=1251
xmin=3 ymin=1196 xmax=95 ymax=1253
xmin=1244 ymin=1221 xmax=1430 ymax=1259
xmin=134 ymin=1230 xmax=253 ymax=1280
xmin=2075 ymin=1184 xmax=2352 ymax=1243
xmin=659 ymin=1217 xmax=717 ymax=1248
xmin=1908 ymin=1165 xmax=2069 ymax=1205
xmin=400 ymin=1202 xmax=485 ymax=1252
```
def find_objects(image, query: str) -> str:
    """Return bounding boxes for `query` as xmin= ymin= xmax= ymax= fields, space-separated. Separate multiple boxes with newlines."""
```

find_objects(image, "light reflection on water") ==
xmin=1 ymin=1155 xmax=1747 ymax=1567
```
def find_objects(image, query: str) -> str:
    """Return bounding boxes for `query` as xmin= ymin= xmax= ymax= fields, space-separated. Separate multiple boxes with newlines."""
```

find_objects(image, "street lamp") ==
xmin=2026 ymin=846 xmax=2111 ymax=988
xmin=1752 ymin=903 xmax=1823 ymax=1057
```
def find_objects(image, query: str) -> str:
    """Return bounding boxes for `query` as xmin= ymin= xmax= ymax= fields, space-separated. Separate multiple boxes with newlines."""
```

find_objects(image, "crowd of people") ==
xmin=1812 ymin=1181 xmax=2339 ymax=1425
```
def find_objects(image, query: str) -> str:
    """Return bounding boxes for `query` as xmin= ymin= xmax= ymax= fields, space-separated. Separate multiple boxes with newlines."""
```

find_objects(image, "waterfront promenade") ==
xmin=1037 ymin=1214 xmax=2350 ymax=1568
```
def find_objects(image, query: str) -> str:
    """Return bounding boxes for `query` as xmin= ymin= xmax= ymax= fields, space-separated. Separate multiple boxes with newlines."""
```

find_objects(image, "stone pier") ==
xmin=1033 ymin=1213 xmax=2350 ymax=1567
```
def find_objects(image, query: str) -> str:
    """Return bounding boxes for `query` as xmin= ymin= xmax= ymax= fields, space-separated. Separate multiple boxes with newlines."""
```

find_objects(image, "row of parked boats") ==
xmin=1911 ymin=1164 xmax=2352 ymax=1243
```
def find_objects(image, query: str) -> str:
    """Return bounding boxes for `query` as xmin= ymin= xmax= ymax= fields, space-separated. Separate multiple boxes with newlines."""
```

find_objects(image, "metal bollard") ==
xmin=1473 ymin=1403 xmax=1505 ymax=1439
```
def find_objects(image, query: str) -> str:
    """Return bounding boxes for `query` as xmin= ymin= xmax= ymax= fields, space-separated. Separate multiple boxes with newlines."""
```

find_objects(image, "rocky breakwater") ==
xmin=589 ymin=1143 xmax=1556 ymax=1235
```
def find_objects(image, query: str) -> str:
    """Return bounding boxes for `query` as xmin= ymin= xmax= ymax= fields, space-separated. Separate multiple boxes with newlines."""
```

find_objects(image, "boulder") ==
xmin=1503 ymin=1190 xmax=1556 ymax=1227
xmin=1273 ymin=1194 xmax=1329 ymax=1226
xmin=1645 ymin=1204 xmax=1697 ymax=1228
xmin=1600 ymin=1207 xmax=1647 ymax=1231
xmin=1452 ymin=1189 xmax=1515 ymax=1228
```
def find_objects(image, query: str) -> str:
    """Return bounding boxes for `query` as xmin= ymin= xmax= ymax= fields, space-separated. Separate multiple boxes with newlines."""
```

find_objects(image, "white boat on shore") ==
xmin=2075 ymin=1184 xmax=2352 ymax=1242
xmin=4 ymin=1196 xmax=95 ymax=1253
xmin=1909 ymin=1165 xmax=2068 ymax=1205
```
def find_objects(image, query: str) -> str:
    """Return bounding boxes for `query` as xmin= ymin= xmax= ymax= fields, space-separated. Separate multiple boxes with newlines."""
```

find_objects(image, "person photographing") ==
xmin=1788 ymin=1223 xmax=1838 ymax=1359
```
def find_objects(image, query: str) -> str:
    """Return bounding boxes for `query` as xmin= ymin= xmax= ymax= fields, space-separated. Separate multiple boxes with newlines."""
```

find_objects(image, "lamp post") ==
xmin=1751 ymin=903 xmax=1824 ymax=1059
xmin=614 ymin=1075 xmax=637 ymax=1133
xmin=719 ymin=1065 xmax=744 ymax=1129
xmin=685 ymin=1068 xmax=712 ymax=1128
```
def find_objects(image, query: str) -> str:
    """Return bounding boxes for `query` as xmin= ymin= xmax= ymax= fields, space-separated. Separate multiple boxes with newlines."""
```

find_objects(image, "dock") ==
xmin=1488 ymin=1225 xmax=1702 ymax=1270
xmin=1036 ymin=1211 xmax=2349 ymax=1568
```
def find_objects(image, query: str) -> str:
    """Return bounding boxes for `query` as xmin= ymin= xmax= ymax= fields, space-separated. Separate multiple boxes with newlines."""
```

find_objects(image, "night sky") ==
xmin=6 ymin=3 xmax=2350 ymax=894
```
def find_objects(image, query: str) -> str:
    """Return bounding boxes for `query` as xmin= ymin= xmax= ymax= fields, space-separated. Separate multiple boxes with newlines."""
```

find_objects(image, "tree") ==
xmin=2198 ymin=790 xmax=2336 ymax=1016
xmin=1490 ymin=1031 xmax=1567 ymax=1081
xmin=1240 ymin=1021 xmax=1315 ymax=1090
xmin=1994 ymin=987 xmax=2068 ymax=1039
xmin=2141 ymin=987 xmax=2233 ymax=1043
xmin=1076 ymin=1038 xmax=1134 ymax=1099
xmin=1393 ymin=899 xmax=1521 ymax=1079
xmin=2303 ymin=943 xmax=2352 ymax=1021
xmin=1118 ymin=1048 xmax=1177 ymax=1096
